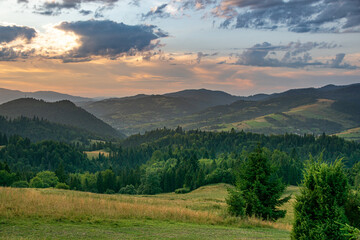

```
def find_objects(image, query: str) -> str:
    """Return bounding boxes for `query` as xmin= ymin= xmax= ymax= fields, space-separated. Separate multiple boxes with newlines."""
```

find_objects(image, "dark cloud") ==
xmin=17 ymin=0 xmax=28 ymax=3
xmin=196 ymin=52 xmax=218 ymax=63
xmin=214 ymin=0 xmax=360 ymax=33
xmin=328 ymin=53 xmax=357 ymax=69
xmin=0 ymin=25 xmax=37 ymax=43
xmin=0 ymin=47 xmax=34 ymax=61
xmin=32 ymin=0 xmax=119 ymax=15
xmin=141 ymin=0 xmax=217 ymax=20
xmin=79 ymin=9 xmax=92 ymax=15
xmin=141 ymin=4 xmax=170 ymax=20
xmin=56 ymin=20 xmax=168 ymax=61
xmin=235 ymin=41 xmax=356 ymax=69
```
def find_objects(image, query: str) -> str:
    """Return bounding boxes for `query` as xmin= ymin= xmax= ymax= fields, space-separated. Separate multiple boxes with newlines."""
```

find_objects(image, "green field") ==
xmin=335 ymin=127 xmax=360 ymax=142
xmin=0 ymin=184 xmax=296 ymax=239
xmin=84 ymin=149 xmax=110 ymax=159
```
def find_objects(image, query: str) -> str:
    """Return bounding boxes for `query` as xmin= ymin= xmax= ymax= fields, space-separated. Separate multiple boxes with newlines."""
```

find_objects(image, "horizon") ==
xmin=2 ymin=82 xmax=359 ymax=99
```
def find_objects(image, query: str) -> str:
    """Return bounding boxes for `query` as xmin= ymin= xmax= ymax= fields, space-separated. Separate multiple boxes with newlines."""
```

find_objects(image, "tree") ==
xmin=0 ymin=170 xmax=16 ymax=186
xmin=36 ymin=171 xmax=59 ymax=188
xmin=292 ymin=157 xmax=349 ymax=240
xmin=29 ymin=176 xmax=44 ymax=188
xmin=226 ymin=147 xmax=290 ymax=221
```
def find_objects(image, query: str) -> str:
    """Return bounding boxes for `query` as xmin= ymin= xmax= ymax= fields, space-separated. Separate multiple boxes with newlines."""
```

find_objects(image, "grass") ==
xmin=335 ymin=127 xmax=360 ymax=142
xmin=84 ymin=149 xmax=109 ymax=159
xmin=0 ymin=184 xmax=295 ymax=239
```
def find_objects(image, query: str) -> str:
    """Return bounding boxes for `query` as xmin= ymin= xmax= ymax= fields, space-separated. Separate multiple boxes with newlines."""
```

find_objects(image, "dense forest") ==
xmin=1 ymin=128 xmax=360 ymax=195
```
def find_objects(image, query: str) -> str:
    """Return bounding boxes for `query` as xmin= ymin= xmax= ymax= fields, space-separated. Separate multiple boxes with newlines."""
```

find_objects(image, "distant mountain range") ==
xmin=0 ymin=88 xmax=92 ymax=104
xmin=0 ymin=84 xmax=359 ymax=141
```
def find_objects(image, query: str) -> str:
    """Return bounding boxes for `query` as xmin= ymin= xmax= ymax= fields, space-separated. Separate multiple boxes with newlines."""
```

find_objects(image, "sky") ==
xmin=0 ymin=0 xmax=359 ymax=97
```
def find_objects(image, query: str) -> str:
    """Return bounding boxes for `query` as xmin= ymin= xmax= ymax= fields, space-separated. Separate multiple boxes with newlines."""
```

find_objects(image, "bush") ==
xmin=105 ymin=189 xmax=115 ymax=194
xmin=36 ymin=171 xmax=59 ymax=188
xmin=227 ymin=147 xmax=290 ymax=220
xmin=29 ymin=176 xmax=44 ymax=188
xmin=55 ymin=182 xmax=70 ymax=190
xmin=175 ymin=187 xmax=191 ymax=194
xmin=292 ymin=158 xmax=349 ymax=240
xmin=119 ymin=184 xmax=137 ymax=195
xmin=11 ymin=181 xmax=29 ymax=188
xmin=0 ymin=170 xmax=16 ymax=186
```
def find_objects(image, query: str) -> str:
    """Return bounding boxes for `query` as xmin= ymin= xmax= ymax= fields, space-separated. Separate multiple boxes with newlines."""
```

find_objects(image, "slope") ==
xmin=0 ymin=98 xmax=124 ymax=139
xmin=83 ymin=89 xmax=250 ymax=135
xmin=0 ymin=116 xmax=111 ymax=143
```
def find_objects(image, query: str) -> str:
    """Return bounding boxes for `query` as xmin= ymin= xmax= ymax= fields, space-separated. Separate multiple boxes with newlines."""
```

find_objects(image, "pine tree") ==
xmin=292 ymin=157 xmax=349 ymax=240
xmin=227 ymin=146 xmax=290 ymax=220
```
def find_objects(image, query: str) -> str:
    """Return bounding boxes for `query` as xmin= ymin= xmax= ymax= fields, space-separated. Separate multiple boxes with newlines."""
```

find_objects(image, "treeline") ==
xmin=0 ymin=128 xmax=360 ymax=195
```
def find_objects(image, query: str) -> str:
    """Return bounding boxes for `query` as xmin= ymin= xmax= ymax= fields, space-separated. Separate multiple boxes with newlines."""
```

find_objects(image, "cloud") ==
xmin=141 ymin=4 xmax=170 ymax=20
xmin=196 ymin=52 xmax=218 ymax=63
xmin=56 ymin=20 xmax=168 ymax=61
xmin=31 ymin=0 xmax=119 ymax=15
xmin=235 ymin=41 xmax=357 ymax=69
xmin=0 ymin=25 xmax=37 ymax=43
xmin=327 ymin=53 xmax=357 ymax=69
xmin=214 ymin=0 xmax=360 ymax=33
xmin=79 ymin=9 xmax=92 ymax=15
xmin=0 ymin=47 xmax=34 ymax=61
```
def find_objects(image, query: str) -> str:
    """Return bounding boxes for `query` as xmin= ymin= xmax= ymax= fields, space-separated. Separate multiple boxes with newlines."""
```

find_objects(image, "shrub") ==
xmin=119 ymin=184 xmax=137 ymax=195
xmin=175 ymin=187 xmax=191 ymax=194
xmin=292 ymin=158 xmax=349 ymax=240
xmin=55 ymin=182 xmax=70 ymax=190
xmin=29 ymin=176 xmax=44 ymax=188
xmin=11 ymin=181 xmax=29 ymax=188
xmin=36 ymin=171 xmax=59 ymax=188
xmin=0 ymin=170 xmax=16 ymax=186
xmin=105 ymin=189 xmax=115 ymax=194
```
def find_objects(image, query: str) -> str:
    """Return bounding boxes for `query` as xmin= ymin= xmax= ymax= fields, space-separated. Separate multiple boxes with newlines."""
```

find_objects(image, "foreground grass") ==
xmin=0 ymin=184 xmax=294 ymax=239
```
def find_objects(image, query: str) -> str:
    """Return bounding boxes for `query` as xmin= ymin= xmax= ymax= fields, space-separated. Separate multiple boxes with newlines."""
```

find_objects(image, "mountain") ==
xmin=164 ymin=89 xmax=242 ymax=109
xmin=0 ymin=88 xmax=92 ymax=105
xmin=83 ymin=89 xmax=243 ymax=135
xmin=82 ymin=83 xmax=360 ymax=139
xmin=164 ymin=83 xmax=360 ymax=138
xmin=0 ymin=98 xmax=124 ymax=139
xmin=0 ymin=116 xmax=109 ymax=143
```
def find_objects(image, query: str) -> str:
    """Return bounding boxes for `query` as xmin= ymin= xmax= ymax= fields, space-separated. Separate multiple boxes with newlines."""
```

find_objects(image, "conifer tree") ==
xmin=227 ymin=146 xmax=290 ymax=221
xmin=292 ymin=157 xmax=349 ymax=240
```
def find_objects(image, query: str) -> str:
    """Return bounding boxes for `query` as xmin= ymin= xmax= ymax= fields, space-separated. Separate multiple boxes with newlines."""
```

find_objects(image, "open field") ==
xmin=0 ymin=184 xmax=296 ymax=239
xmin=335 ymin=127 xmax=360 ymax=142
xmin=84 ymin=149 xmax=110 ymax=159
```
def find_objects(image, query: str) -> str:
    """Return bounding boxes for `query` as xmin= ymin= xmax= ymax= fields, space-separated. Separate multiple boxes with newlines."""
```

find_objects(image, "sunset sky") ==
xmin=0 ymin=0 xmax=359 ymax=97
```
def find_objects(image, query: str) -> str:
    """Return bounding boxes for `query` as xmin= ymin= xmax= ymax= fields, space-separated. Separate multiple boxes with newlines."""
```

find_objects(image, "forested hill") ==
xmin=0 ymin=116 xmax=113 ymax=143
xmin=0 ymin=98 xmax=124 ymax=139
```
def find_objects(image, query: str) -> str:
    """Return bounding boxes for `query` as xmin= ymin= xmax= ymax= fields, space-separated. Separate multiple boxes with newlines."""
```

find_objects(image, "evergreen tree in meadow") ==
xmin=292 ymin=157 xmax=349 ymax=240
xmin=227 ymin=146 xmax=290 ymax=221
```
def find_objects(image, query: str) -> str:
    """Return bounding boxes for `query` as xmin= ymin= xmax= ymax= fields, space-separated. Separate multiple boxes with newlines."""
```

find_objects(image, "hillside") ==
xmin=0 ymin=88 xmax=92 ymax=104
xmin=0 ymin=98 xmax=124 ymax=139
xmin=0 ymin=116 xmax=111 ymax=143
xmin=83 ymin=89 xmax=242 ymax=135
xmin=0 ymin=184 xmax=291 ymax=239
xmin=92 ymin=84 xmax=360 ymax=139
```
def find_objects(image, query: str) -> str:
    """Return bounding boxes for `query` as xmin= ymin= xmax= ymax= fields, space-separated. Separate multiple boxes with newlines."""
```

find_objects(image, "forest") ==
xmin=1 ymin=128 xmax=360 ymax=195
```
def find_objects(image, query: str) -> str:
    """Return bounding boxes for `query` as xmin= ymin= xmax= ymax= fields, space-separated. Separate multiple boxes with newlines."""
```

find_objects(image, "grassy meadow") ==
xmin=0 ymin=184 xmax=297 ymax=239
